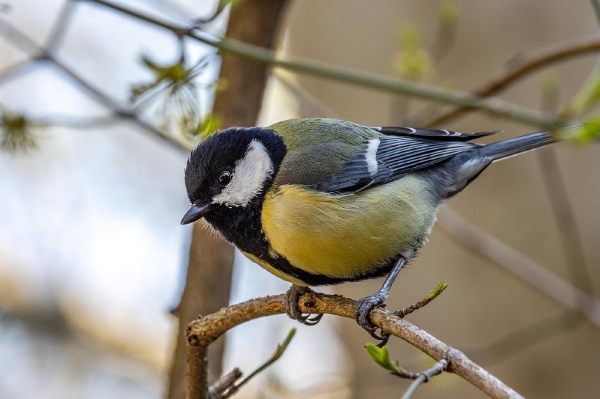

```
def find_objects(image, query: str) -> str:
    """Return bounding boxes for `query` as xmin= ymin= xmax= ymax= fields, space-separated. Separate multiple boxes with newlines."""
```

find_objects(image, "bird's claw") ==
xmin=284 ymin=285 xmax=323 ymax=326
xmin=355 ymin=293 xmax=390 ymax=346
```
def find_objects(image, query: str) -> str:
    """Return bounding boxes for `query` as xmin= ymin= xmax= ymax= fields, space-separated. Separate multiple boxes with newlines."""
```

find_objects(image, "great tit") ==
xmin=181 ymin=118 xmax=554 ymax=339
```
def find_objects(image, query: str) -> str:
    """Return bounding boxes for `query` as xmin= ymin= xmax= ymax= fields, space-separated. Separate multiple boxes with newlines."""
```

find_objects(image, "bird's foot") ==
xmin=355 ymin=293 xmax=391 ymax=346
xmin=284 ymin=284 xmax=323 ymax=326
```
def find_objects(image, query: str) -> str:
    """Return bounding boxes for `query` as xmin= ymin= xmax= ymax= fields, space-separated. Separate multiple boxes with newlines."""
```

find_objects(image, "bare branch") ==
xmin=50 ymin=58 xmax=193 ymax=151
xmin=365 ymin=343 xmax=449 ymax=398
xmin=219 ymin=328 xmax=296 ymax=399
xmin=207 ymin=368 xmax=242 ymax=399
xmin=45 ymin=0 xmax=76 ymax=52
xmin=373 ymin=280 xmax=448 ymax=347
xmin=394 ymin=280 xmax=448 ymax=318
xmin=187 ymin=294 xmax=524 ymax=399
xmin=0 ymin=59 xmax=37 ymax=86
xmin=0 ymin=17 xmax=193 ymax=153
xmin=401 ymin=358 xmax=448 ymax=399
xmin=365 ymin=344 xmax=423 ymax=379
xmin=414 ymin=34 xmax=600 ymax=127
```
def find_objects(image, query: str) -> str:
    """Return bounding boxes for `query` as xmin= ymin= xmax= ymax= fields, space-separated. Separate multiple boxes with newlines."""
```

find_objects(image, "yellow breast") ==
xmin=261 ymin=175 xmax=437 ymax=280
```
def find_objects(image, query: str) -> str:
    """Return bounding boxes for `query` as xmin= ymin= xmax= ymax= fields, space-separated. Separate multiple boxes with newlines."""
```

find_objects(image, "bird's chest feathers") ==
xmin=261 ymin=176 xmax=437 ymax=279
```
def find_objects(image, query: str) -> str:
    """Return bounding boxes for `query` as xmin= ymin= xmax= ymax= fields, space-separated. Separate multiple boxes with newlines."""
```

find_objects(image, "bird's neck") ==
xmin=205 ymin=190 xmax=269 ymax=257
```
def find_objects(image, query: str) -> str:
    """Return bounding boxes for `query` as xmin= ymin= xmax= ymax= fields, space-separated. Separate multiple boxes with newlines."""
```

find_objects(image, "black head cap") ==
xmin=182 ymin=127 xmax=286 ymax=224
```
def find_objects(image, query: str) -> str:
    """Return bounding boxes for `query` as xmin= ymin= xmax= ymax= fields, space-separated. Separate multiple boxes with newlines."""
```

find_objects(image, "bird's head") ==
xmin=181 ymin=127 xmax=286 ymax=225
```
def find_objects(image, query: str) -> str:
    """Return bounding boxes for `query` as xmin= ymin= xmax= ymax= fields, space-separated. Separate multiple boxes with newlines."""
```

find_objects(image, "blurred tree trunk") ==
xmin=167 ymin=1 xmax=290 ymax=398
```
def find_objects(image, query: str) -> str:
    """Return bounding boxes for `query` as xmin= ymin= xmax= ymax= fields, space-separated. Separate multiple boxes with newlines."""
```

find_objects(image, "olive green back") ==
xmin=268 ymin=118 xmax=380 ymax=187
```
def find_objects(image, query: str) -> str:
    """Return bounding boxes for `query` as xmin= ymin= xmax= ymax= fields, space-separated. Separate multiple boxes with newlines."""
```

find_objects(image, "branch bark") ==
xmin=167 ymin=1 xmax=290 ymax=398
xmin=186 ymin=293 xmax=524 ymax=399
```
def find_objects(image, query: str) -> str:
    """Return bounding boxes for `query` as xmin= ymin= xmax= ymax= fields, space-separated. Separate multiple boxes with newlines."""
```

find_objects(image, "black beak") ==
xmin=181 ymin=203 xmax=210 ymax=225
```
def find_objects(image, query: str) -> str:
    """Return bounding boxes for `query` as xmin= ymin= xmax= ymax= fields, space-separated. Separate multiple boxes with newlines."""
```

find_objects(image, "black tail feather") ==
xmin=480 ymin=131 xmax=555 ymax=162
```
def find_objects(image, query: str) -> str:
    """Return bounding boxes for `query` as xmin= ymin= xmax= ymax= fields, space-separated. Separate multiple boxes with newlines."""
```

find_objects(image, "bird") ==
xmin=181 ymin=117 xmax=555 ymax=340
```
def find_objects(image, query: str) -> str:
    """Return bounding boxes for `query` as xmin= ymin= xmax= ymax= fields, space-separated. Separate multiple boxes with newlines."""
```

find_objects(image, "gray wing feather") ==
xmin=313 ymin=149 xmax=385 ymax=192
xmin=372 ymin=136 xmax=475 ymax=179
xmin=314 ymin=135 xmax=477 ymax=193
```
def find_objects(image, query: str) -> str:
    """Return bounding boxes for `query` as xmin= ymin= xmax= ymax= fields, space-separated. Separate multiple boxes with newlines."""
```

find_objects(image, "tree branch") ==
xmin=0 ymin=16 xmax=193 ymax=153
xmin=401 ymin=358 xmax=448 ymax=399
xmin=186 ymin=293 xmax=524 ymax=399
xmin=415 ymin=34 xmax=600 ymax=127
xmin=0 ymin=59 xmax=36 ymax=86
xmin=207 ymin=368 xmax=242 ymax=399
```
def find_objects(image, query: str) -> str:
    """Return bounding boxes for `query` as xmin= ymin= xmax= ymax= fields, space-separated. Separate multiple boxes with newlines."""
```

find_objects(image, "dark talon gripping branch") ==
xmin=355 ymin=256 xmax=407 ymax=344
xmin=284 ymin=285 xmax=323 ymax=325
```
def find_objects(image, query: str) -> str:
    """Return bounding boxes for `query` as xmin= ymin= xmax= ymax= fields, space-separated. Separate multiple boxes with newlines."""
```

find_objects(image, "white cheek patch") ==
xmin=212 ymin=139 xmax=274 ymax=207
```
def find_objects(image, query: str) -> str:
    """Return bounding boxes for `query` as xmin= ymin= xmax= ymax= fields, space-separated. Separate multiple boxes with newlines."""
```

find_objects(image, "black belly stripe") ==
xmin=261 ymin=248 xmax=399 ymax=286
xmin=260 ymin=248 xmax=396 ymax=286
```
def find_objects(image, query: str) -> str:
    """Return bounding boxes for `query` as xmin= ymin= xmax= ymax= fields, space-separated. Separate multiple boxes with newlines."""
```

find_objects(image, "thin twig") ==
xmin=207 ymin=368 xmax=242 ymax=399
xmin=0 ymin=59 xmax=37 ymax=86
xmin=376 ymin=280 xmax=448 ymax=347
xmin=81 ymin=0 xmax=569 ymax=129
xmin=394 ymin=280 xmax=448 ymax=318
xmin=220 ymin=328 xmax=296 ymax=399
xmin=187 ymin=294 xmax=524 ymax=399
xmin=0 ymin=16 xmax=193 ymax=153
xmin=365 ymin=342 xmax=448 ymax=398
xmin=49 ymin=58 xmax=193 ymax=151
xmin=412 ymin=35 xmax=600 ymax=127
xmin=401 ymin=359 xmax=448 ymax=399
xmin=45 ymin=0 xmax=76 ymax=51
xmin=365 ymin=344 xmax=423 ymax=379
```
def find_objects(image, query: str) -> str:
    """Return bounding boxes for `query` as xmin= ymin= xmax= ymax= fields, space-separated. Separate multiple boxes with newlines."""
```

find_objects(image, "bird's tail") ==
xmin=479 ymin=131 xmax=555 ymax=162
xmin=439 ymin=131 xmax=556 ymax=199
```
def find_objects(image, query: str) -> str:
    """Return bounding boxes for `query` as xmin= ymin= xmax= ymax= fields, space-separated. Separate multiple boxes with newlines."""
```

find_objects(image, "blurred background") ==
xmin=0 ymin=0 xmax=599 ymax=398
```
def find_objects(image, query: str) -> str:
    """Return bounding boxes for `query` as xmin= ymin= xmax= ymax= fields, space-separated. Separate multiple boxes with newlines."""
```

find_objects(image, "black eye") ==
xmin=218 ymin=171 xmax=232 ymax=186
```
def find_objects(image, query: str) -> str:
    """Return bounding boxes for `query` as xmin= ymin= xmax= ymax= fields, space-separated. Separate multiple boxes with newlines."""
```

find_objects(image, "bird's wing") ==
xmin=371 ymin=126 xmax=499 ymax=141
xmin=313 ymin=134 xmax=477 ymax=193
